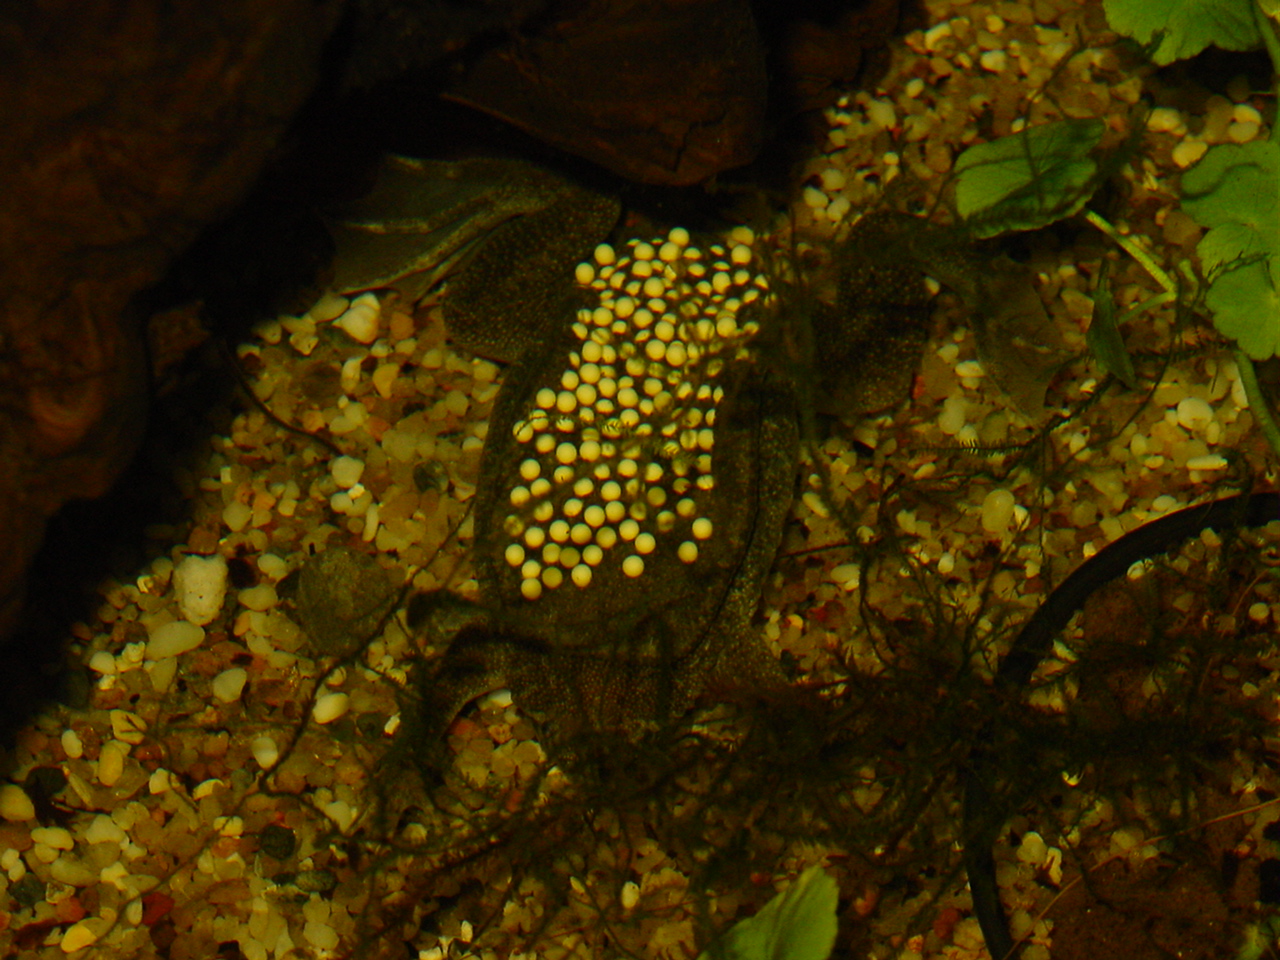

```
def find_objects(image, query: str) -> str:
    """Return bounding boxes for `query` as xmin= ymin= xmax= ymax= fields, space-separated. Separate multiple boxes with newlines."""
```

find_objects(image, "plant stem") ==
xmin=1083 ymin=209 xmax=1178 ymax=295
xmin=1233 ymin=348 xmax=1280 ymax=458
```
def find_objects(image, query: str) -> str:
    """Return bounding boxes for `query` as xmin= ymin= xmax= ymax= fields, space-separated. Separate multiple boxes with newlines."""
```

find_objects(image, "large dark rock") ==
xmin=0 ymin=0 xmax=344 ymax=637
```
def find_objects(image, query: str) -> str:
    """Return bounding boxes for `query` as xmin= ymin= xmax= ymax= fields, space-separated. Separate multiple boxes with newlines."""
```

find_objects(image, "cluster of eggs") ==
xmin=500 ymin=226 xmax=770 ymax=601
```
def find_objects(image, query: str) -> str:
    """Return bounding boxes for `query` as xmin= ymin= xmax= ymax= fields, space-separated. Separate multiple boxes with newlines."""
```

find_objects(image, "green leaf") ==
xmin=697 ymin=866 xmax=838 ymax=960
xmin=1086 ymin=262 xmax=1139 ymax=389
xmin=1204 ymin=259 xmax=1280 ymax=359
xmin=1103 ymin=0 xmax=1260 ymax=65
xmin=1182 ymin=141 xmax=1280 ymax=270
xmin=954 ymin=119 xmax=1106 ymax=239
xmin=1181 ymin=141 xmax=1280 ymax=359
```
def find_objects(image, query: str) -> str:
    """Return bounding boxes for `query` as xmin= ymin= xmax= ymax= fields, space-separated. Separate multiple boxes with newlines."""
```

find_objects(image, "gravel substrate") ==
xmin=6 ymin=0 xmax=1280 ymax=958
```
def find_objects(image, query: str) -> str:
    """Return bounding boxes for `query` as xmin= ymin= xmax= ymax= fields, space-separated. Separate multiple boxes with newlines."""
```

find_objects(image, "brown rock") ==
xmin=0 ymin=0 xmax=343 ymax=639
xmin=444 ymin=0 xmax=767 ymax=185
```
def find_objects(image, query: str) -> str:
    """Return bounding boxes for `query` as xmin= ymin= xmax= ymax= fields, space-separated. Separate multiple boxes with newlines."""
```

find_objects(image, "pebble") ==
xmin=32 ymin=825 xmax=74 ymax=849
xmin=88 ymin=650 xmax=117 ymax=675
xmin=223 ymin=500 xmax=253 ymax=532
xmin=1186 ymin=454 xmax=1229 ymax=470
xmin=324 ymin=799 xmax=356 ymax=832
xmin=830 ymin=563 xmax=861 ymax=591
xmin=620 ymin=880 xmax=641 ymax=911
xmin=61 ymin=728 xmax=83 ymax=759
xmin=1228 ymin=121 xmax=1260 ymax=143
xmin=238 ymin=583 xmax=278 ymax=612
xmin=938 ymin=396 xmax=968 ymax=435
xmin=146 ymin=620 xmax=205 ymax=659
xmin=1171 ymin=139 xmax=1207 ymax=168
xmin=979 ymin=49 xmax=1007 ymax=72
xmin=313 ymin=692 xmax=351 ymax=725
xmin=174 ymin=554 xmax=228 ymax=626
xmin=334 ymin=292 xmax=382 ymax=344
xmin=258 ymin=553 xmax=289 ymax=580
xmin=97 ymin=740 xmax=128 ymax=787
xmin=981 ymin=488 xmax=1017 ymax=536
xmin=60 ymin=921 xmax=100 ymax=953
xmin=330 ymin=455 xmax=366 ymax=489
xmin=1233 ymin=103 xmax=1263 ymax=124
xmin=84 ymin=814 xmax=125 ymax=844
xmin=802 ymin=185 xmax=828 ymax=210
xmin=251 ymin=735 xmax=280 ymax=770
xmin=1146 ymin=107 xmax=1183 ymax=133
xmin=211 ymin=667 xmax=248 ymax=703
xmin=307 ymin=292 xmax=349 ymax=323
xmin=819 ymin=167 xmax=847 ymax=192
xmin=372 ymin=363 xmax=400 ymax=399
xmin=866 ymin=98 xmax=896 ymax=129
xmin=111 ymin=709 xmax=147 ymax=744
xmin=1175 ymin=396 xmax=1214 ymax=431
xmin=0 ymin=784 xmax=35 ymax=821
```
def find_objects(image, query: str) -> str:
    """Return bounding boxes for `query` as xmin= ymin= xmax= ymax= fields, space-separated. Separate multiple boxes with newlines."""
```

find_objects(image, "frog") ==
xmin=413 ymin=223 xmax=801 ymax=767
xmin=329 ymin=159 xmax=946 ymax=768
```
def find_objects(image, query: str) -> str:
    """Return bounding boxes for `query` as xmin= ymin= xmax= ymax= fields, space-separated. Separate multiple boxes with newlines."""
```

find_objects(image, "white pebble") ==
xmin=621 ymin=881 xmax=641 ymax=911
xmin=1175 ymin=396 xmax=1214 ymax=431
xmin=313 ymin=692 xmax=350 ymax=725
xmin=330 ymin=455 xmax=366 ymax=489
xmin=146 ymin=620 xmax=205 ymax=659
xmin=802 ymin=185 xmax=828 ymax=210
xmin=88 ymin=650 xmax=117 ymax=675
xmin=981 ymin=488 xmax=1017 ymax=536
xmin=334 ymin=292 xmax=381 ymax=344
xmin=211 ymin=667 xmax=248 ymax=703
xmin=174 ymin=554 xmax=228 ymax=626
